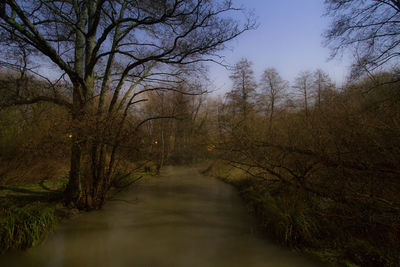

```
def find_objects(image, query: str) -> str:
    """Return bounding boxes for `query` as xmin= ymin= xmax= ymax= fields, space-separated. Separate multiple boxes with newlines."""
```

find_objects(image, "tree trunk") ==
xmin=64 ymin=136 xmax=82 ymax=207
xmin=269 ymin=98 xmax=275 ymax=133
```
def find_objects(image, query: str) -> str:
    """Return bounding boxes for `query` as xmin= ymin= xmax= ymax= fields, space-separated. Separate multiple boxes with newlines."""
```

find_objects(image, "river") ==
xmin=0 ymin=166 xmax=323 ymax=267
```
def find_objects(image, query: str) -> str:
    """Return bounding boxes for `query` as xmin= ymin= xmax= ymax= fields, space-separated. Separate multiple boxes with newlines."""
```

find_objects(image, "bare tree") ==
xmin=260 ymin=67 xmax=287 ymax=130
xmin=293 ymin=71 xmax=313 ymax=117
xmin=0 ymin=0 xmax=254 ymax=209
xmin=226 ymin=58 xmax=257 ymax=120
xmin=324 ymin=0 xmax=400 ymax=75
xmin=312 ymin=69 xmax=334 ymax=108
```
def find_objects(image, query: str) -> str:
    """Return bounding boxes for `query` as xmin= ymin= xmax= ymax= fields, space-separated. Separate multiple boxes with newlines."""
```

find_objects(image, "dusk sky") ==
xmin=209 ymin=0 xmax=353 ymax=94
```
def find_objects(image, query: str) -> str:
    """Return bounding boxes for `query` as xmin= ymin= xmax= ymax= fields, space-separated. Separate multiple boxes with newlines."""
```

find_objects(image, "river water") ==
xmin=1 ymin=166 xmax=323 ymax=267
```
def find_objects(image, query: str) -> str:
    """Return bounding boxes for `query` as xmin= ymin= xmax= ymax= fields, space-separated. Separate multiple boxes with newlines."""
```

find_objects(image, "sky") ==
xmin=208 ymin=0 xmax=353 ymax=94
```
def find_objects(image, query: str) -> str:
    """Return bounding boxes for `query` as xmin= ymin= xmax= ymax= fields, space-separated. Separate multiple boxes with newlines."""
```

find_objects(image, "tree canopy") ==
xmin=324 ymin=0 xmax=400 ymax=74
xmin=0 ymin=0 xmax=254 ymax=209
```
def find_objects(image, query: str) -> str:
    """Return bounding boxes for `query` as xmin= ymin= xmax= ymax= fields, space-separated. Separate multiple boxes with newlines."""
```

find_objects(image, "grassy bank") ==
xmin=0 ymin=200 xmax=59 ymax=253
xmin=0 ymin=179 xmax=66 ymax=254
xmin=0 ymin=163 xmax=154 ymax=255
xmin=204 ymin=160 xmax=399 ymax=267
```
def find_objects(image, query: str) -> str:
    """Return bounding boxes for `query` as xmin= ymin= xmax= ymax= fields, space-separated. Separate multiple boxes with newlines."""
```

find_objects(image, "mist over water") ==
xmin=0 ymin=166 xmax=323 ymax=267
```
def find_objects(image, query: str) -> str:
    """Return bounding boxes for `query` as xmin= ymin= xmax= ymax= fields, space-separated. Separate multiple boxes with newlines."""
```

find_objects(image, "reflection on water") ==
xmin=0 ymin=166 xmax=323 ymax=267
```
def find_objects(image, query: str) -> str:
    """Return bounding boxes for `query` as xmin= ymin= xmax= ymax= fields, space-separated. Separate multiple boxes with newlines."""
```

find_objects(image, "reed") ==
xmin=0 ymin=201 xmax=57 ymax=253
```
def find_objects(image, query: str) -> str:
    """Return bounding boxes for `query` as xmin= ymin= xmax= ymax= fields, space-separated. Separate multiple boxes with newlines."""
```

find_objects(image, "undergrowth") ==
xmin=208 ymin=162 xmax=400 ymax=267
xmin=237 ymin=179 xmax=399 ymax=266
xmin=0 ymin=164 xmax=151 ymax=255
xmin=0 ymin=200 xmax=58 ymax=254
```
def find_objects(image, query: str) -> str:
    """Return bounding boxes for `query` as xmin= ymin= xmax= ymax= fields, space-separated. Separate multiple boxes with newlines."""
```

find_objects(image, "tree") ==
xmin=312 ymin=69 xmax=334 ymax=108
xmin=293 ymin=71 xmax=313 ymax=117
xmin=324 ymin=0 xmax=400 ymax=75
xmin=260 ymin=68 xmax=287 ymax=130
xmin=226 ymin=58 xmax=257 ymax=120
xmin=140 ymin=81 xmax=209 ymax=166
xmin=0 ymin=0 xmax=253 ymax=209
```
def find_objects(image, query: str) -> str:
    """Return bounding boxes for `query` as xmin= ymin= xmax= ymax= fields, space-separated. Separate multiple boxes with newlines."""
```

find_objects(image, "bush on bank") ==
xmin=0 ymin=200 xmax=58 ymax=253
xmin=205 ymin=161 xmax=400 ymax=267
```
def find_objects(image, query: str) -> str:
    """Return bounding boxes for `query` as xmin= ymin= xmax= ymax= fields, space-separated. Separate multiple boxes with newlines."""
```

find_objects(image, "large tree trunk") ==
xmin=64 ymin=82 xmax=84 ymax=208
xmin=64 ymin=136 xmax=82 ymax=207
xmin=65 ymin=138 xmax=109 ymax=210
xmin=64 ymin=3 xmax=87 ymax=209
xmin=65 ymin=108 xmax=111 ymax=210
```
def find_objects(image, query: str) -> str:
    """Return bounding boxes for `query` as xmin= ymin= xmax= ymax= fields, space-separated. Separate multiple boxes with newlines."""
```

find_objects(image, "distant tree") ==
xmin=226 ymin=58 xmax=257 ymax=120
xmin=293 ymin=71 xmax=313 ymax=117
xmin=260 ymin=68 xmax=287 ymax=129
xmin=324 ymin=0 xmax=400 ymax=75
xmin=312 ymin=69 xmax=334 ymax=108
xmin=170 ymin=88 xmax=208 ymax=164
xmin=142 ymin=82 xmax=208 ymax=166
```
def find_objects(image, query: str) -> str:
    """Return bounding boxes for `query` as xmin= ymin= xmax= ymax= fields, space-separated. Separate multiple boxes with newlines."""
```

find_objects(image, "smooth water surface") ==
xmin=0 ymin=166 xmax=323 ymax=267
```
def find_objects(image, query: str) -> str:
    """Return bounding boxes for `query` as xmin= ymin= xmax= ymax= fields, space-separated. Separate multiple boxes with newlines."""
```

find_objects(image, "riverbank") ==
xmin=0 ymin=164 xmax=154 ymax=255
xmin=0 ymin=165 xmax=323 ymax=266
xmin=0 ymin=178 xmax=67 ymax=254
xmin=203 ymin=160 xmax=399 ymax=267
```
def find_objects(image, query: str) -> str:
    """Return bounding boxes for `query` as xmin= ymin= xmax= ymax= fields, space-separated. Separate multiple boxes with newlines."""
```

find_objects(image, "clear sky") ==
xmin=208 ymin=0 xmax=353 ymax=94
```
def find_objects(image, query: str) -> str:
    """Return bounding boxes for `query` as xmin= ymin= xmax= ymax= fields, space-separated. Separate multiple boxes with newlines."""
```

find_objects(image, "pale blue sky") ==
xmin=209 ymin=0 xmax=353 ymax=93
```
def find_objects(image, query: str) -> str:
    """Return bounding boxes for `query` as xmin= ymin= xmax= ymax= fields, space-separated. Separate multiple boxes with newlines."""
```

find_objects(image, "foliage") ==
xmin=207 ymin=159 xmax=400 ymax=266
xmin=0 ymin=200 xmax=57 ymax=254
xmin=0 ymin=76 xmax=70 ymax=184
xmin=226 ymin=58 xmax=258 ymax=120
xmin=259 ymin=67 xmax=288 ymax=128
xmin=0 ymin=165 xmax=147 ymax=254
xmin=141 ymin=87 xmax=211 ymax=166
xmin=0 ymin=0 xmax=253 ymax=210
xmin=213 ymin=69 xmax=400 ymax=266
xmin=239 ymin=181 xmax=319 ymax=247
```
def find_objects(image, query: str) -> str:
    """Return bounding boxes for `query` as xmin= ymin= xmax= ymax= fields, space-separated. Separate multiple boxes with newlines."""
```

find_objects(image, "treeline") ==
xmin=0 ymin=72 xmax=70 ymax=184
xmin=2 ymin=58 xmax=400 ymax=265
xmin=0 ymin=70 xmax=209 ymax=185
xmin=207 ymin=59 xmax=400 ymax=266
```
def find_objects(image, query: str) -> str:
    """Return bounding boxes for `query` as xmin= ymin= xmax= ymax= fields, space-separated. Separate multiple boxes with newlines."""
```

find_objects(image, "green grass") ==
xmin=0 ymin=200 xmax=58 ymax=253
xmin=0 ymin=178 xmax=68 ymax=195
xmin=0 ymin=165 xmax=153 ymax=255
xmin=0 ymin=177 xmax=67 ymax=254
xmin=237 ymin=180 xmax=320 ymax=247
